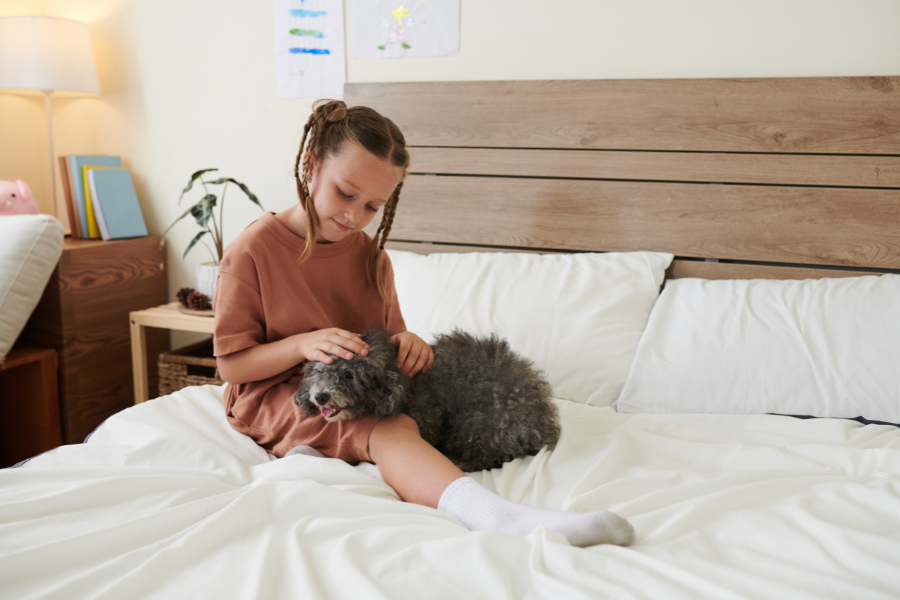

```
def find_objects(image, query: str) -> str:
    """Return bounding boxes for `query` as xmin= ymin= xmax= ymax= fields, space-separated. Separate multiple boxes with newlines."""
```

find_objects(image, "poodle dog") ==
xmin=295 ymin=329 xmax=560 ymax=472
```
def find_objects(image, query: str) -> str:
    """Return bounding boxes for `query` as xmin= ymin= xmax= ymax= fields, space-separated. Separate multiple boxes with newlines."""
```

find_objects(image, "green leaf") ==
xmin=163 ymin=203 xmax=199 ymax=236
xmin=179 ymin=168 xmax=218 ymax=203
xmin=189 ymin=194 xmax=218 ymax=228
xmin=206 ymin=177 xmax=264 ymax=211
xmin=183 ymin=230 xmax=209 ymax=260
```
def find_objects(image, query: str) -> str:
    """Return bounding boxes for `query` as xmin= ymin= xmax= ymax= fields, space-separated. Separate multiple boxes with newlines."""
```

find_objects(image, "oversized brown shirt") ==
xmin=213 ymin=212 xmax=405 ymax=457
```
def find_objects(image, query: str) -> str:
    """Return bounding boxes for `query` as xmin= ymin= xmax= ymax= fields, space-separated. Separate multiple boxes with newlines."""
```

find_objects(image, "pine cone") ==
xmin=176 ymin=287 xmax=195 ymax=307
xmin=186 ymin=290 xmax=211 ymax=311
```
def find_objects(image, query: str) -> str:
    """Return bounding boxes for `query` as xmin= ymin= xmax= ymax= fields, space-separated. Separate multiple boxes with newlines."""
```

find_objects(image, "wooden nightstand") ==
xmin=130 ymin=302 xmax=215 ymax=404
xmin=19 ymin=236 xmax=169 ymax=444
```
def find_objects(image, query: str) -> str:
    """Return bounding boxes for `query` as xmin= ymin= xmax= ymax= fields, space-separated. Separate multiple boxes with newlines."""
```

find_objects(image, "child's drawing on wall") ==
xmin=380 ymin=5 xmax=413 ymax=51
xmin=353 ymin=0 xmax=460 ymax=59
xmin=273 ymin=0 xmax=346 ymax=98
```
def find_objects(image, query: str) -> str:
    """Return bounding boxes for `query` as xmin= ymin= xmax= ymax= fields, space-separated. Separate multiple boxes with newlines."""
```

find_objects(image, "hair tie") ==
xmin=377 ymin=228 xmax=383 ymax=233
xmin=379 ymin=245 xmax=384 ymax=250
xmin=294 ymin=172 xmax=299 ymax=178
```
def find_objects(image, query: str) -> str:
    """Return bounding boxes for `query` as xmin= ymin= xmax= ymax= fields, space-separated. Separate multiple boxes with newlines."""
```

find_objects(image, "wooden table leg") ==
xmin=130 ymin=313 xmax=149 ymax=404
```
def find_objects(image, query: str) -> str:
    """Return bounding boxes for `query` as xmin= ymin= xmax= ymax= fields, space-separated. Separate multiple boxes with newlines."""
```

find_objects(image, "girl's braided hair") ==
xmin=294 ymin=99 xmax=410 ymax=303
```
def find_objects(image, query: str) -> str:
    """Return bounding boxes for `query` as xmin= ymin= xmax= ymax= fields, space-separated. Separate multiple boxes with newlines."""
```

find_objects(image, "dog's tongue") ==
xmin=321 ymin=406 xmax=337 ymax=418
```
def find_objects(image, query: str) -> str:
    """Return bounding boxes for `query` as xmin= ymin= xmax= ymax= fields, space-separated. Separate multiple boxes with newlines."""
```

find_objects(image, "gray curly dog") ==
xmin=295 ymin=329 xmax=561 ymax=472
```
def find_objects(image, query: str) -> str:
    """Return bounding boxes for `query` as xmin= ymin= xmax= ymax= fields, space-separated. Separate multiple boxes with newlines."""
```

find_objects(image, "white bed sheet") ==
xmin=2 ymin=385 xmax=899 ymax=600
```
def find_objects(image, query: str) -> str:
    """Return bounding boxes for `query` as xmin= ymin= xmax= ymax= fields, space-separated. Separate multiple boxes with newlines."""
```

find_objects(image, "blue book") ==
xmin=69 ymin=155 xmax=122 ymax=238
xmin=87 ymin=169 xmax=148 ymax=240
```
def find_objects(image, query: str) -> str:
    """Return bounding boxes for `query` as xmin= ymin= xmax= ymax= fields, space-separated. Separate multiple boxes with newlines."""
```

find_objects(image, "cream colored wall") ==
xmin=2 ymin=0 xmax=899 ymax=345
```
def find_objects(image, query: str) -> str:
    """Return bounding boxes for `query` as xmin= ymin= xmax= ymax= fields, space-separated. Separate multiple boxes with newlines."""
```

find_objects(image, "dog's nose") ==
xmin=314 ymin=392 xmax=330 ymax=406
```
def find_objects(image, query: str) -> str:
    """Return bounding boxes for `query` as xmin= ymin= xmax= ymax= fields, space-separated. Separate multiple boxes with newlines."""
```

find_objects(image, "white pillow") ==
xmin=388 ymin=249 xmax=673 ymax=406
xmin=616 ymin=275 xmax=900 ymax=424
xmin=0 ymin=215 xmax=64 ymax=362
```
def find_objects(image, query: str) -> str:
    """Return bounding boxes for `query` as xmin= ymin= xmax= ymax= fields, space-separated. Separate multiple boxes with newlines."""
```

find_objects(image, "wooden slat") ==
xmin=410 ymin=147 xmax=900 ymax=188
xmin=385 ymin=242 xmax=883 ymax=280
xmin=375 ymin=175 xmax=900 ymax=269
xmin=346 ymin=77 xmax=900 ymax=154
xmin=666 ymin=260 xmax=883 ymax=280
xmin=386 ymin=241 xmax=549 ymax=255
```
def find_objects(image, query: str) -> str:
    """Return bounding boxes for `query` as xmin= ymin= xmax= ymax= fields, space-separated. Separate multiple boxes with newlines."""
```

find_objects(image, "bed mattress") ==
xmin=2 ymin=384 xmax=899 ymax=599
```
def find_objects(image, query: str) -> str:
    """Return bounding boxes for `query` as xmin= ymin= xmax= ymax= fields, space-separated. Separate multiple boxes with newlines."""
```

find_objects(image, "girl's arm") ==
xmin=217 ymin=328 xmax=369 ymax=384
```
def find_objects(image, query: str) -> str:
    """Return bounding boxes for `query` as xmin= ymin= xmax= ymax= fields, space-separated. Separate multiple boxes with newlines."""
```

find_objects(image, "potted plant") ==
xmin=164 ymin=169 xmax=263 ymax=303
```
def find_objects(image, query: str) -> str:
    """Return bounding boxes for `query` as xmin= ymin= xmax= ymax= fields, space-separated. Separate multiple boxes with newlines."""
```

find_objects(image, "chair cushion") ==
xmin=0 ymin=215 xmax=64 ymax=362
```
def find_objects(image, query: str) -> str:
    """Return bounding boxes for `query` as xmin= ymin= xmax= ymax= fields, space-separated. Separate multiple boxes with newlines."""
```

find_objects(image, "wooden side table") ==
xmin=0 ymin=346 xmax=62 ymax=467
xmin=130 ymin=302 xmax=215 ymax=404
xmin=19 ymin=235 xmax=168 ymax=443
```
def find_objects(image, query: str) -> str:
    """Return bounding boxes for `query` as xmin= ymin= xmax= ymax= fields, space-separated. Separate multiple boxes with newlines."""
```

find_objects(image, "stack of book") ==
xmin=58 ymin=155 xmax=148 ymax=240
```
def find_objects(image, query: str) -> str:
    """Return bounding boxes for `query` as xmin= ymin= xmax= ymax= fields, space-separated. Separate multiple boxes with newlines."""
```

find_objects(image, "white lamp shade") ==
xmin=0 ymin=16 xmax=100 ymax=96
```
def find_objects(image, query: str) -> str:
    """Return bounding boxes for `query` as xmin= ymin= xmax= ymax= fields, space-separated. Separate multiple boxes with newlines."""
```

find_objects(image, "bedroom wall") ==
xmin=2 ymin=0 xmax=899 ymax=347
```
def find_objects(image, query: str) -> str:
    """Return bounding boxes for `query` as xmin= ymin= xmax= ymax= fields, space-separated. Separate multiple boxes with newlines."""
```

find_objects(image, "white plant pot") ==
xmin=197 ymin=262 xmax=219 ymax=303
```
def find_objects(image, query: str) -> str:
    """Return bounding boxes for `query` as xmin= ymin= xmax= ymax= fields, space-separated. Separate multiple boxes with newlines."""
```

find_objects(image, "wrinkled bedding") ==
xmin=2 ymin=385 xmax=899 ymax=600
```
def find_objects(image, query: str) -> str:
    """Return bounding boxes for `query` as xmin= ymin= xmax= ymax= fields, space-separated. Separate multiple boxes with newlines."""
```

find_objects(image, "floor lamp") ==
xmin=0 ymin=16 xmax=101 ymax=221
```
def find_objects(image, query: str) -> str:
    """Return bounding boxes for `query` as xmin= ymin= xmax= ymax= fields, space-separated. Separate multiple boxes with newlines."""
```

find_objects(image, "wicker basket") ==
xmin=158 ymin=339 xmax=224 ymax=396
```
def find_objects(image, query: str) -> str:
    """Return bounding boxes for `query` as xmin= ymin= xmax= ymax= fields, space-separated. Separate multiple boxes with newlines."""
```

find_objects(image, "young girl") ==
xmin=213 ymin=99 xmax=634 ymax=548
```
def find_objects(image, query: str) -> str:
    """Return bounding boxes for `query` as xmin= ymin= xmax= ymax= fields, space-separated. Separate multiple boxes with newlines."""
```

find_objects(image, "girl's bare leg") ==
xmin=368 ymin=414 xmax=464 ymax=508
xmin=367 ymin=414 xmax=635 ymax=547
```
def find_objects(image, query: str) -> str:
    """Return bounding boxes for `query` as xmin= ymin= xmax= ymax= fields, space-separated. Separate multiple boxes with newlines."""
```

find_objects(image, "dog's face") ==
xmin=294 ymin=329 xmax=407 ymax=422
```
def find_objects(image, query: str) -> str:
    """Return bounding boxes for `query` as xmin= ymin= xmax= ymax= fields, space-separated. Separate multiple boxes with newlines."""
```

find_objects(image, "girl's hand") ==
xmin=390 ymin=331 xmax=434 ymax=377
xmin=296 ymin=328 xmax=369 ymax=364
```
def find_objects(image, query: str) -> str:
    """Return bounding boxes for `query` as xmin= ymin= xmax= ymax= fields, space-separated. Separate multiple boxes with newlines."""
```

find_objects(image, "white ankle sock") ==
xmin=437 ymin=476 xmax=635 ymax=548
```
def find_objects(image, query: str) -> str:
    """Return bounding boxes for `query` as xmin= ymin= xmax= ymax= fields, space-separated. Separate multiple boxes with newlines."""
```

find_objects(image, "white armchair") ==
xmin=0 ymin=215 xmax=64 ymax=362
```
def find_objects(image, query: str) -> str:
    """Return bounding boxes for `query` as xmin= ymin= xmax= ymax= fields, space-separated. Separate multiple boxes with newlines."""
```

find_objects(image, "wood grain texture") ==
xmin=0 ymin=346 xmax=61 ymax=467
xmin=130 ymin=303 xmax=216 ymax=404
xmin=346 ymin=77 xmax=900 ymax=154
xmin=20 ymin=236 xmax=169 ymax=444
xmin=384 ymin=242 xmax=885 ymax=280
xmin=384 ymin=175 xmax=900 ymax=269
xmin=409 ymin=147 xmax=900 ymax=188
xmin=666 ymin=261 xmax=883 ymax=280
xmin=385 ymin=241 xmax=549 ymax=255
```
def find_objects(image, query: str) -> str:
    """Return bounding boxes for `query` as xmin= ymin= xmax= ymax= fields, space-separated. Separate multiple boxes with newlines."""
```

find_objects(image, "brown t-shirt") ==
xmin=213 ymin=212 xmax=406 ymax=458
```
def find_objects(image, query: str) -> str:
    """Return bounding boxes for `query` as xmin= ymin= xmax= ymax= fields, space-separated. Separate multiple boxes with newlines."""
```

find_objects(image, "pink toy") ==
xmin=0 ymin=180 xmax=40 ymax=215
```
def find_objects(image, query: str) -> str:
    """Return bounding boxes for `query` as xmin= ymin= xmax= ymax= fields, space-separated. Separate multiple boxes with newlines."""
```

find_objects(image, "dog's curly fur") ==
xmin=295 ymin=329 xmax=560 ymax=472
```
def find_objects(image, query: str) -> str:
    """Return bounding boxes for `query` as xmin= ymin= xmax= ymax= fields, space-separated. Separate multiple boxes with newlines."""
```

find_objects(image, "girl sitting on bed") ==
xmin=213 ymin=99 xmax=634 ymax=548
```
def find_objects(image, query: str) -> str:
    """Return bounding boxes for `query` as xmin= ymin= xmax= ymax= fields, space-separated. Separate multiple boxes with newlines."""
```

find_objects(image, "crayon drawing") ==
xmin=352 ymin=0 xmax=460 ymax=59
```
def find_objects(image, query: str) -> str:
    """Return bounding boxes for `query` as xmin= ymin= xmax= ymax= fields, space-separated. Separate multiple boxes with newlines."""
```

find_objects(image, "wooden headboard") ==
xmin=347 ymin=77 xmax=900 ymax=279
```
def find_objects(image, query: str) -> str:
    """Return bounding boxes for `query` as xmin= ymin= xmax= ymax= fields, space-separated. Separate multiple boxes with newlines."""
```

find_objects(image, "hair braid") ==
xmin=366 ymin=180 xmax=404 ymax=299
xmin=295 ymin=101 xmax=348 ymax=262
xmin=378 ymin=181 xmax=402 ymax=248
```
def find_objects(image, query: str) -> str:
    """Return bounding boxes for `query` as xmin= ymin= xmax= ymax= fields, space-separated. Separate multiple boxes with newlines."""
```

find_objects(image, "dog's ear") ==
xmin=294 ymin=374 xmax=318 ymax=416
xmin=373 ymin=370 xmax=405 ymax=417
